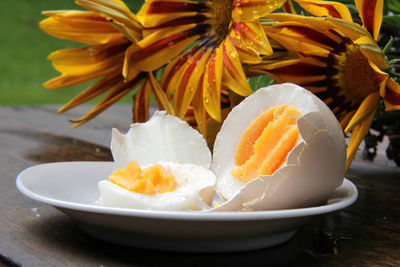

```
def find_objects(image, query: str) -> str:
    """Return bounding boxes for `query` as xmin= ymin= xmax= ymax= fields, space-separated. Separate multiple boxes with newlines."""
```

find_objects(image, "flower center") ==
xmin=343 ymin=45 xmax=378 ymax=97
xmin=324 ymin=40 xmax=380 ymax=120
xmin=211 ymin=0 xmax=233 ymax=41
xmin=336 ymin=43 xmax=378 ymax=100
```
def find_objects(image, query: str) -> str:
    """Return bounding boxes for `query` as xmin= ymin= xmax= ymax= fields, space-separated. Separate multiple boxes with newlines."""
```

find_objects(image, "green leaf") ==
xmin=384 ymin=0 xmax=400 ymax=13
xmin=383 ymin=15 xmax=400 ymax=27
xmin=249 ymin=74 xmax=274 ymax=91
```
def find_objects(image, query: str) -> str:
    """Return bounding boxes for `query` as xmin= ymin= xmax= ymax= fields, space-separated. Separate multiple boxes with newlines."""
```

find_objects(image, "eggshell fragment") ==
xmin=213 ymin=83 xmax=346 ymax=211
xmin=111 ymin=111 xmax=212 ymax=169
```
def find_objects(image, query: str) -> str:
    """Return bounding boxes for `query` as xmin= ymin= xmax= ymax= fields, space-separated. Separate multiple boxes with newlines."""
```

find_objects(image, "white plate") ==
xmin=16 ymin=161 xmax=358 ymax=252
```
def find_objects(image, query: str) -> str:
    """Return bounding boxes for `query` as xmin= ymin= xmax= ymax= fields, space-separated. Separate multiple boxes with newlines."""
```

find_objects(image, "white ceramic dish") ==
xmin=16 ymin=161 xmax=358 ymax=252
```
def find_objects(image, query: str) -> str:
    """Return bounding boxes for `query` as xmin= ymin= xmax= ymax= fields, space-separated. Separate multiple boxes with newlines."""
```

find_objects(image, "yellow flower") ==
xmin=250 ymin=0 xmax=400 ymax=171
xmin=124 ymin=0 xmax=286 ymax=136
xmin=40 ymin=0 xmax=174 ymax=126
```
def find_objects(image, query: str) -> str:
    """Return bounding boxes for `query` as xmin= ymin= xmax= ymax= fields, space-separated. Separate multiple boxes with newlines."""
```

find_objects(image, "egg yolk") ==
xmin=231 ymin=105 xmax=300 ymax=183
xmin=109 ymin=161 xmax=177 ymax=194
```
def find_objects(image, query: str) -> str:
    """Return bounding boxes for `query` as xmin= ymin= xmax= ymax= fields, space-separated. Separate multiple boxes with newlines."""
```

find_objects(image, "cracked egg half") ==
xmin=212 ymin=83 xmax=346 ymax=211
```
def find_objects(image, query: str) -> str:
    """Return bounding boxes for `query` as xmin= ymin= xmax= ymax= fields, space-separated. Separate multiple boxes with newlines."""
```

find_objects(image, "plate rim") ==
xmin=16 ymin=161 xmax=358 ymax=221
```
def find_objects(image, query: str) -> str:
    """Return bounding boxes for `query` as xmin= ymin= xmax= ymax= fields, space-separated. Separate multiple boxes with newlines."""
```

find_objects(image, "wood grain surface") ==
xmin=1 ymin=105 xmax=399 ymax=267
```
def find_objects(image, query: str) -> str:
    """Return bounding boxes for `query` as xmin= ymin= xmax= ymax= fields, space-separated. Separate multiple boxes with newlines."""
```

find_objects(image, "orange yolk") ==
xmin=109 ymin=161 xmax=177 ymax=194
xmin=232 ymin=105 xmax=301 ymax=183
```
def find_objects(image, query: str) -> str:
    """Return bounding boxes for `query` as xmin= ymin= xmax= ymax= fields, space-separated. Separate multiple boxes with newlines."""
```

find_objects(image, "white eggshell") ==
xmin=111 ymin=111 xmax=212 ymax=169
xmin=213 ymin=83 xmax=346 ymax=211
xmin=99 ymin=161 xmax=216 ymax=211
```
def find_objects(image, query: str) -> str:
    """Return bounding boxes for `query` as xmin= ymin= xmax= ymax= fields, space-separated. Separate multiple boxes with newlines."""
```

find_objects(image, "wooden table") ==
xmin=1 ymin=105 xmax=400 ymax=266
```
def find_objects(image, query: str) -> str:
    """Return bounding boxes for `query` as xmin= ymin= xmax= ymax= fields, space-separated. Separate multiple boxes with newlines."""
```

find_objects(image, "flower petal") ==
xmin=354 ymin=0 xmax=383 ymax=40
xmin=339 ymin=110 xmax=356 ymax=129
xmin=133 ymin=77 xmax=151 ymax=122
xmin=47 ymin=41 xmax=127 ymax=76
xmin=57 ymin=73 xmax=122 ymax=113
xmin=232 ymin=0 xmax=287 ymax=22
xmin=43 ymin=74 xmax=99 ymax=89
xmin=173 ymin=47 xmax=213 ymax=118
xmin=71 ymin=73 xmax=146 ymax=127
xmin=76 ymin=0 xmax=141 ymax=38
xmin=137 ymin=0 xmax=207 ymax=28
xmin=252 ymin=58 xmax=327 ymax=84
xmin=266 ymin=14 xmax=342 ymax=42
xmin=124 ymin=24 xmax=207 ymax=73
xmin=264 ymin=23 xmax=333 ymax=58
xmin=230 ymin=21 xmax=272 ymax=64
xmin=192 ymin=77 xmax=207 ymax=137
xmin=282 ymin=0 xmax=296 ymax=13
xmin=326 ymin=17 xmax=374 ymax=42
xmin=364 ymin=61 xmax=388 ymax=99
xmin=345 ymin=107 xmax=377 ymax=172
xmin=161 ymin=40 xmax=210 ymax=97
xmin=39 ymin=11 xmax=124 ymax=44
xmin=203 ymin=46 xmax=223 ymax=122
xmin=344 ymin=92 xmax=379 ymax=133
xmin=295 ymin=0 xmax=353 ymax=22
xmin=354 ymin=36 xmax=388 ymax=69
xmin=222 ymin=37 xmax=253 ymax=96
xmin=383 ymin=78 xmax=400 ymax=111
xmin=147 ymin=72 xmax=175 ymax=116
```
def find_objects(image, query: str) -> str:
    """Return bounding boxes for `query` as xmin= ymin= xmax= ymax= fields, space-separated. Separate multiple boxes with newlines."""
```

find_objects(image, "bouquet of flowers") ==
xmin=40 ymin=0 xmax=400 ymax=169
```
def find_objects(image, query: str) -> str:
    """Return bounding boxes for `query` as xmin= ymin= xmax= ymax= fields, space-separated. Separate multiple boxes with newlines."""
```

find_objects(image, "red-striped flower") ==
xmin=250 ymin=0 xmax=400 ymax=170
xmin=125 ymin=0 xmax=287 ymax=136
xmin=40 ymin=0 xmax=176 ymax=126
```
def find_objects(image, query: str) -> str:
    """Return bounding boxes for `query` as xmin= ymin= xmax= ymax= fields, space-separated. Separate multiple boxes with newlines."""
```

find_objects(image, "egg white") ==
xmin=99 ymin=161 xmax=216 ymax=211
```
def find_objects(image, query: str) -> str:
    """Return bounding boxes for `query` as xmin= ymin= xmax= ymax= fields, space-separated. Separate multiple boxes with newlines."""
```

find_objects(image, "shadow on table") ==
xmin=25 ymin=213 xmax=324 ymax=267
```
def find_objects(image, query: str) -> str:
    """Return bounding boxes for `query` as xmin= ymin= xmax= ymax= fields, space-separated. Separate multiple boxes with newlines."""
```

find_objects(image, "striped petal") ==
xmin=232 ymin=0 xmax=287 ymax=22
xmin=282 ymin=0 xmax=296 ymax=14
xmin=124 ymin=24 xmax=206 ymax=73
xmin=76 ymin=0 xmax=141 ymax=39
xmin=326 ymin=17 xmax=374 ymax=42
xmin=355 ymin=0 xmax=383 ymax=40
xmin=57 ymin=73 xmax=122 ymax=113
xmin=147 ymin=72 xmax=175 ymax=116
xmin=344 ymin=92 xmax=379 ymax=133
xmin=339 ymin=110 xmax=356 ymax=130
xmin=203 ymin=46 xmax=223 ymax=122
xmin=250 ymin=58 xmax=327 ymax=85
xmin=192 ymin=77 xmax=207 ymax=137
xmin=368 ymin=61 xmax=389 ymax=98
xmin=47 ymin=41 xmax=127 ymax=76
xmin=345 ymin=107 xmax=377 ymax=172
xmin=230 ymin=21 xmax=272 ymax=64
xmin=222 ymin=37 xmax=253 ymax=96
xmin=354 ymin=36 xmax=388 ymax=70
xmin=266 ymin=14 xmax=342 ymax=42
xmin=43 ymin=72 xmax=108 ymax=89
xmin=264 ymin=23 xmax=334 ymax=58
xmin=133 ymin=77 xmax=151 ymax=122
xmin=383 ymin=78 xmax=400 ymax=111
xmin=295 ymin=0 xmax=353 ymax=22
xmin=173 ymin=47 xmax=213 ymax=118
xmin=160 ymin=41 xmax=209 ymax=97
xmin=40 ymin=11 xmax=124 ymax=44
xmin=71 ymin=73 xmax=146 ymax=127
xmin=137 ymin=0 xmax=207 ymax=28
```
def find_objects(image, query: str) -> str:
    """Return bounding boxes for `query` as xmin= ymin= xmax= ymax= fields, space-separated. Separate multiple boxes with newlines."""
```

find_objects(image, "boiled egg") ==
xmin=98 ymin=111 xmax=216 ymax=211
xmin=212 ymin=83 xmax=346 ymax=211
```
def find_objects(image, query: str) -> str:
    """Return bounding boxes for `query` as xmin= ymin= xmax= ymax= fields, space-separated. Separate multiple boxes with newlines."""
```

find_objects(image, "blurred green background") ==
xmin=0 ymin=0 xmax=142 ymax=106
xmin=1 ymin=0 xmax=398 ymax=106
